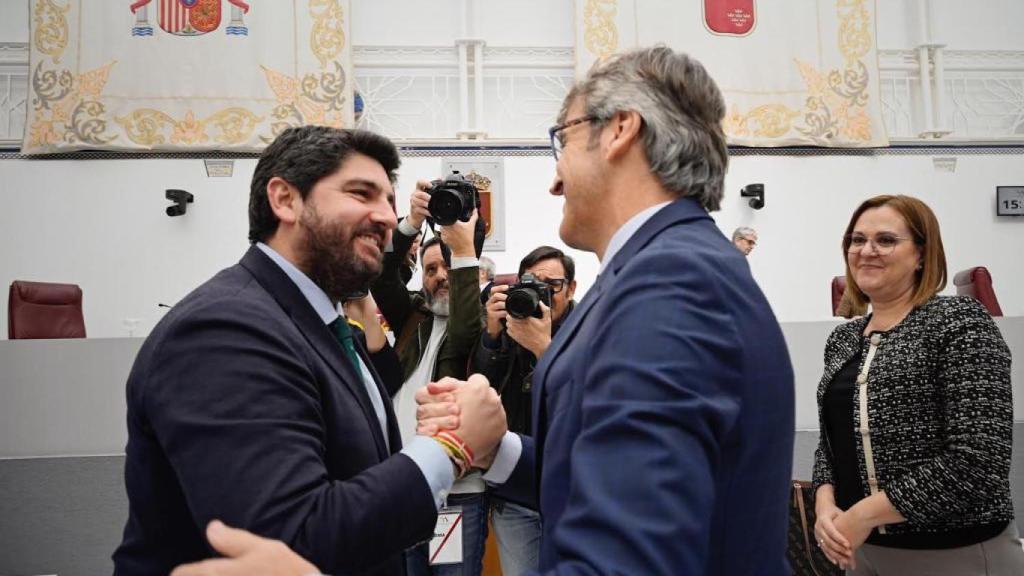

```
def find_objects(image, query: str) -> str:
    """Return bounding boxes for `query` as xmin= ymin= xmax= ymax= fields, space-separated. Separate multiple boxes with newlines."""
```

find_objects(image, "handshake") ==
xmin=416 ymin=374 xmax=508 ymax=471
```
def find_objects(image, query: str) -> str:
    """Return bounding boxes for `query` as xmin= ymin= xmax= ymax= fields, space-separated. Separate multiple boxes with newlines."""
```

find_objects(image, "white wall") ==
xmin=0 ymin=1 xmax=29 ymax=44
xmin=876 ymin=0 xmax=1024 ymax=50
xmin=2 ymin=151 xmax=1022 ymax=337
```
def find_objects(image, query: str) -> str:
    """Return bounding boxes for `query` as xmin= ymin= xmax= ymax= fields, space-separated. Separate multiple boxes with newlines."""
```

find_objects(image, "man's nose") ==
xmin=549 ymin=175 xmax=563 ymax=197
xmin=372 ymin=197 xmax=398 ymax=228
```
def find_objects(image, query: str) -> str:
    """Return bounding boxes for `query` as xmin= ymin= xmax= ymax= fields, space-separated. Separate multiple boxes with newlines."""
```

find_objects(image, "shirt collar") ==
xmin=599 ymin=201 xmax=671 ymax=273
xmin=256 ymin=242 xmax=340 ymax=325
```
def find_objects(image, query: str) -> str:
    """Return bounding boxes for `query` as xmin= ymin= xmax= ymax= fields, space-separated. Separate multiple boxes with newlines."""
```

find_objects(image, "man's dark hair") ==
xmin=420 ymin=235 xmax=443 ymax=264
xmin=518 ymin=246 xmax=575 ymax=283
xmin=248 ymin=126 xmax=401 ymax=243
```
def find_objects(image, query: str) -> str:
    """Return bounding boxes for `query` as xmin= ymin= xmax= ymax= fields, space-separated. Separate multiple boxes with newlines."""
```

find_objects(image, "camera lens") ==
xmin=428 ymin=188 xmax=464 ymax=226
xmin=506 ymin=288 xmax=540 ymax=319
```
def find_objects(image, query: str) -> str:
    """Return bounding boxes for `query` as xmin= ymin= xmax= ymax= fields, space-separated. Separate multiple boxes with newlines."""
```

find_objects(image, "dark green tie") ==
xmin=329 ymin=317 xmax=362 ymax=372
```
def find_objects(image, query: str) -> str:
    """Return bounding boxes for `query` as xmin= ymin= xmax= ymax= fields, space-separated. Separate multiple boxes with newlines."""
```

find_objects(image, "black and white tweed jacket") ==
xmin=812 ymin=296 xmax=1014 ymax=533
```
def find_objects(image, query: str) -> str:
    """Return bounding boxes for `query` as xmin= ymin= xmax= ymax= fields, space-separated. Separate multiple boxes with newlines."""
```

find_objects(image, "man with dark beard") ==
xmin=113 ymin=126 xmax=507 ymax=576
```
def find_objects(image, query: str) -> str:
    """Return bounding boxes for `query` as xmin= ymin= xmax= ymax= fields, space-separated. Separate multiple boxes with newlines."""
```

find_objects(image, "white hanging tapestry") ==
xmin=23 ymin=0 xmax=353 ymax=153
xmin=576 ymin=0 xmax=888 ymax=147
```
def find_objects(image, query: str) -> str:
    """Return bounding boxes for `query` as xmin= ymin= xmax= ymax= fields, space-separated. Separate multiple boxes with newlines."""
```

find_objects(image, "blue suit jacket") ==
xmin=499 ymin=198 xmax=795 ymax=575
xmin=113 ymin=246 xmax=436 ymax=576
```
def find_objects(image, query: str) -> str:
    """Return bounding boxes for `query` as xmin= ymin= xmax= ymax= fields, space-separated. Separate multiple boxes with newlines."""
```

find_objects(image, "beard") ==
xmin=423 ymin=285 xmax=450 ymax=317
xmin=299 ymin=203 xmax=387 ymax=303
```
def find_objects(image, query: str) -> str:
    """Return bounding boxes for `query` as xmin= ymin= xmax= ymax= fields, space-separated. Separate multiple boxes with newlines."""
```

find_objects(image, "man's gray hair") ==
xmin=732 ymin=226 xmax=757 ymax=242
xmin=479 ymin=255 xmax=496 ymax=281
xmin=561 ymin=46 xmax=728 ymax=211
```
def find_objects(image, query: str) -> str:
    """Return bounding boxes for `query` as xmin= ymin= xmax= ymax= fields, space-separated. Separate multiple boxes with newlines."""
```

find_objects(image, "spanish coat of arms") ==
xmin=130 ymin=0 xmax=251 ymax=37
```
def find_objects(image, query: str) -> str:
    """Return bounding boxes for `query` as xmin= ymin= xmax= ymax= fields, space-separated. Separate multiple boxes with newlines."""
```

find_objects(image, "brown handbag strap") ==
xmin=793 ymin=482 xmax=822 ymax=576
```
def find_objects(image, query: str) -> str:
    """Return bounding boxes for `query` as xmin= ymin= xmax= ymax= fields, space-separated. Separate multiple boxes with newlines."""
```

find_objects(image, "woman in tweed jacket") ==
xmin=811 ymin=195 xmax=1022 ymax=575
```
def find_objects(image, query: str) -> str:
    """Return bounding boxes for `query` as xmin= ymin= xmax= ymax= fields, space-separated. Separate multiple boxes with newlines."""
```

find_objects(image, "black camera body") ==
xmin=426 ymin=171 xmax=479 ymax=226
xmin=505 ymin=273 xmax=551 ymax=319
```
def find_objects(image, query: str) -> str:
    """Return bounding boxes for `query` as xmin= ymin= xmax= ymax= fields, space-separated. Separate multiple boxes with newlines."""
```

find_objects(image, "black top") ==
xmin=822 ymin=350 xmax=861 ymax=512
xmin=823 ymin=337 xmax=1006 ymax=550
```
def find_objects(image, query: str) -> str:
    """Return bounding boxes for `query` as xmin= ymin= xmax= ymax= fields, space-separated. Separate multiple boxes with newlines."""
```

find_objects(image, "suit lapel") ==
xmin=240 ymin=247 xmax=390 ymax=460
xmin=530 ymin=267 xmax=609 ymax=476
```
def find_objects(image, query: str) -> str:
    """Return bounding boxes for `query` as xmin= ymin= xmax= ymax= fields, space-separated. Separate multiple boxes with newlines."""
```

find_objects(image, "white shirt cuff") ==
xmin=482 ymin=432 xmax=521 ymax=485
xmin=402 ymin=436 xmax=456 ymax=510
xmin=450 ymin=256 xmax=479 ymax=270
xmin=398 ymin=218 xmax=421 ymax=238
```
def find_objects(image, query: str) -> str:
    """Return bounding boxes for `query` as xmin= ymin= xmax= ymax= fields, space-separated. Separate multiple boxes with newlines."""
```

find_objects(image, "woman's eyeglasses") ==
xmin=845 ymin=233 xmax=913 ymax=256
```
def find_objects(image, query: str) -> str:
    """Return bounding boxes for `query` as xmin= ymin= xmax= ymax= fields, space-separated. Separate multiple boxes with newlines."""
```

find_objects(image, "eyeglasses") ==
xmin=528 ymin=277 xmax=568 ymax=294
xmin=845 ymin=233 xmax=914 ymax=256
xmin=548 ymin=115 xmax=596 ymax=161
xmin=739 ymin=236 xmax=757 ymax=246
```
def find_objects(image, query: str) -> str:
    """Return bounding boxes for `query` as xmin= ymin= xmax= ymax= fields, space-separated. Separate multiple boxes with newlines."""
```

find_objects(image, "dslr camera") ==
xmin=426 ymin=171 xmax=480 ymax=226
xmin=505 ymin=273 xmax=551 ymax=319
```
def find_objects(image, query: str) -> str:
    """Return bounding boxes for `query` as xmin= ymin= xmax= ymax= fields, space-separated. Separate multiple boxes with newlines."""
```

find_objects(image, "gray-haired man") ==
xmin=732 ymin=226 xmax=758 ymax=255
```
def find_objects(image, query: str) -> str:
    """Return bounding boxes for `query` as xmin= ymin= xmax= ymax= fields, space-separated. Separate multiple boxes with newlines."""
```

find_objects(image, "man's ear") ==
xmin=604 ymin=110 xmax=643 ymax=162
xmin=267 ymin=176 xmax=302 ymax=226
xmin=565 ymin=280 xmax=578 ymax=300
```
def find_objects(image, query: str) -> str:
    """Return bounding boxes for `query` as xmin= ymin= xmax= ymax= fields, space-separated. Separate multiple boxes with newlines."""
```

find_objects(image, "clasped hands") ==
xmin=416 ymin=374 xmax=507 ymax=471
xmin=814 ymin=502 xmax=874 ymax=571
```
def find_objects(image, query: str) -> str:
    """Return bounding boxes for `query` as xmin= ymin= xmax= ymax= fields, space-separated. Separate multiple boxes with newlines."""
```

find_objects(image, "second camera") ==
xmin=505 ymin=273 xmax=551 ymax=319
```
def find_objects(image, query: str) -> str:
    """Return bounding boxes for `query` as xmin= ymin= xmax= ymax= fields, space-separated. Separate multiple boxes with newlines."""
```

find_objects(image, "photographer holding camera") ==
xmin=471 ymin=246 xmax=577 ymax=576
xmin=370 ymin=177 xmax=489 ymax=576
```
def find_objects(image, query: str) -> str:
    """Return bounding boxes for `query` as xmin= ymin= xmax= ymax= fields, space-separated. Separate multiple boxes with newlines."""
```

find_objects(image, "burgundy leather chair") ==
xmin=481 ymin=273 xmax=519 ymax=305
xmin=830 ymin=275 xmax=847 ymax=317
xmin=8 ymin=280 xmax=86 ymax=339
xmin=492 ymin=273 xmax=519 ymax=287
xmin=953 ymin=266 xmax=1003 ymax=317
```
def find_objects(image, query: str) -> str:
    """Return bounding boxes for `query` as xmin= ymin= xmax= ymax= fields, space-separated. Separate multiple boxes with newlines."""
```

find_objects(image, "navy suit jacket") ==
xmin=113 ymin=246 xmax=436 ymax=576
xmin=498 ymin=198 xmax=795 ymax=575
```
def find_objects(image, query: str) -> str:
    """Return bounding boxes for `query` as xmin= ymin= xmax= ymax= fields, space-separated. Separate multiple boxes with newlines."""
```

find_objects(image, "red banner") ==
xmin=704 ymin=0 xmax=756 ymax=36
